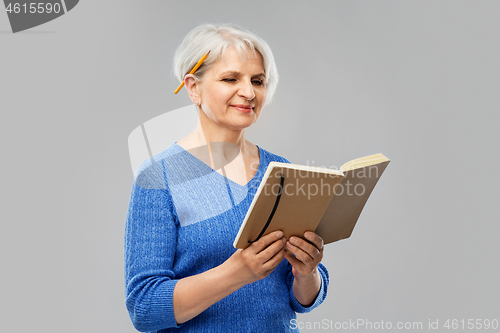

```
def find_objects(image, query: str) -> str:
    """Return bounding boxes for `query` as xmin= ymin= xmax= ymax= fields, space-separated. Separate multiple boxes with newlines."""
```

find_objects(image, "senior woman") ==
xmin=125 ymin=23 xmax=329 ymax=332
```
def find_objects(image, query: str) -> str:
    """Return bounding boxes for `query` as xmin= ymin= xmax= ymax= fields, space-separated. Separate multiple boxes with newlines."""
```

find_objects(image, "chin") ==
xmin=226 ymin=114 xmax=258 ymax=129
xmin=226 ymin=119 xmax=257 ymax=131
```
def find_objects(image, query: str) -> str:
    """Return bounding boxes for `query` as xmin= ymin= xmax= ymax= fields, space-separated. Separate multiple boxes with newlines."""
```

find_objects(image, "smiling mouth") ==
xmin=231 ymin=105 xmax=254 ymax=113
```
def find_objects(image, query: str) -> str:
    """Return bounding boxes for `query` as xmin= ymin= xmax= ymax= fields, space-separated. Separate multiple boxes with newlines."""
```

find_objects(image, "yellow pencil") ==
xmin=174 ymin=50 xmax=211 ymax=94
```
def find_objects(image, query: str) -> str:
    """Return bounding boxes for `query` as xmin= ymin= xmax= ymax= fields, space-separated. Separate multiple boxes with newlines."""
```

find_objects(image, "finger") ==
xmin=288 ymin=236 xmax=320 ymax=261
xmin=284 ymin=250 xmax=309 ymax=277
xmin=303 ymin=231 xmax=324 ymax=252
xmin=284 ymin=250 xmax=302 ymax=267
xmin=249 ymin=230 xmax=284 ymax=253
xmin=257 ymin=237 xmax=286 ymax=263
xmin=285 ymin=240 xmax=315 ymax=265
xmin=262 ymin=245 xmax=286 ymax=272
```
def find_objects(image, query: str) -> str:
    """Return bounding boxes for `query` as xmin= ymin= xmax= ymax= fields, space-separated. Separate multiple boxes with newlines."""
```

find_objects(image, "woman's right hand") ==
xmin=171 ymin=230 xmax=286 ymax=324
xmin=225 ymin=230 xmax=287 ymax=286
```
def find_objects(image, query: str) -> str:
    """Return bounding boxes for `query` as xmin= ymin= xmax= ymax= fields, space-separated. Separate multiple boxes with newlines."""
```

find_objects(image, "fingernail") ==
xmin=290 ymin=237 xmax=297 ymax=245
xmin=276 ymin=231 xmax=283 ymax=238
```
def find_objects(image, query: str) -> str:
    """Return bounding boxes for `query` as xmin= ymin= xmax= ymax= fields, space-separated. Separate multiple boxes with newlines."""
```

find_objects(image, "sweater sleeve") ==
xmin=124 ymin=162 xmax=182 ymax=331
xmin=286 ymin=263 xmax=329 ymax=313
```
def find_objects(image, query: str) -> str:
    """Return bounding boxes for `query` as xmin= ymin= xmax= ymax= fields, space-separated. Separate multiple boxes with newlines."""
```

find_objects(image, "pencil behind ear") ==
xmin=174 ymin=50 xmax=211 ymax=94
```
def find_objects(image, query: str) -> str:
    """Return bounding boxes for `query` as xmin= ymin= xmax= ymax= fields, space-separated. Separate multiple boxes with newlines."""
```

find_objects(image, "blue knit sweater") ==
xmin=124 ymin=143 xmax=329 ymax=332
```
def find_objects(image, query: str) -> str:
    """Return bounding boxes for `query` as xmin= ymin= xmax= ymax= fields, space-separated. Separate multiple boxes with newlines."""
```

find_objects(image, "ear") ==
xmin=184 ymin=74 xmax=201 ymax=105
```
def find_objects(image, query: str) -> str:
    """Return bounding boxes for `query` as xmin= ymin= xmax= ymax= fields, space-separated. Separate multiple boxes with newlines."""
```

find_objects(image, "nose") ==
xmin=238 ymin=79 xmax=255 ymax=100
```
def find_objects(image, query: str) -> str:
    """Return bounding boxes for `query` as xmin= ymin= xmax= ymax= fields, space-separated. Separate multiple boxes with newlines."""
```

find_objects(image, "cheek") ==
xmin=258 ymin=88 xmax=267 ymax=104
xmin=207 ymin=85 xmax=233 ymax=105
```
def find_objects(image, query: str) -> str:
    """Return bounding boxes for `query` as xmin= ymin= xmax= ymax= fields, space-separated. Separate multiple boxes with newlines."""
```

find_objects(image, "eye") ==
xmin=252 ymin=80 xmax=263 ymax=86
xmin=222 ymin=78 xmax=236 ymax=82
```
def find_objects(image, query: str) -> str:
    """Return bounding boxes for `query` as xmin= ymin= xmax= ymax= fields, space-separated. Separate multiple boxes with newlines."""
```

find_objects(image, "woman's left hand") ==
xmin=284 ymin=231 xmax=324 ymax=278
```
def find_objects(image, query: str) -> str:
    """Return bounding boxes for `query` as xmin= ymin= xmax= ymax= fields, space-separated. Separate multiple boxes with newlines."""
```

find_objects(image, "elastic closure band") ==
xmin=248 ymin=173 xmax=285 ymax=243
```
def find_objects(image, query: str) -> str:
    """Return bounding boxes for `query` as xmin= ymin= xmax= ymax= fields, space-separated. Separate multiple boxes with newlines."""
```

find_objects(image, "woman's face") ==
xmin=197 ymin=47 xmax=267 ymax=131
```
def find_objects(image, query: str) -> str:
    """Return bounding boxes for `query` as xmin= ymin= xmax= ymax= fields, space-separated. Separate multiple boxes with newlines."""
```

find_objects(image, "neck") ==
xmin=192 ymin=110 xmax=251 ymax=156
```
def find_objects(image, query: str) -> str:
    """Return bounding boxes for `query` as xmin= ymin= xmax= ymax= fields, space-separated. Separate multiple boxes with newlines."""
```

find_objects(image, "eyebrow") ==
xmin=219 ymin=71 xmax=266 ymax=78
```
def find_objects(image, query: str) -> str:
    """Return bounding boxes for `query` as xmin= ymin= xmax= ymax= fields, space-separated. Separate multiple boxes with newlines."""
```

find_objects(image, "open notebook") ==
xmin=234 ymin=153 xmax=390 ymax=249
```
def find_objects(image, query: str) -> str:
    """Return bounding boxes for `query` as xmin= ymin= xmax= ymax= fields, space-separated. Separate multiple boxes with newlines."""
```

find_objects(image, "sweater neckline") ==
xmin=173 ymin=142 xmax=264 ymax=188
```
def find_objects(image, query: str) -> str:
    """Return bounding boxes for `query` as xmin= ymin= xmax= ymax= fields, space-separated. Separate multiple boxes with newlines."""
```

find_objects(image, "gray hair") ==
xmin=173 ymin=23 xmax=279 ymax=105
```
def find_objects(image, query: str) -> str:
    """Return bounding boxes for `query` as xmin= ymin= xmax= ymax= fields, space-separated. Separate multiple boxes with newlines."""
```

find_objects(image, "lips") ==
xmin=231 ymin=105 xmax=254 ymax=113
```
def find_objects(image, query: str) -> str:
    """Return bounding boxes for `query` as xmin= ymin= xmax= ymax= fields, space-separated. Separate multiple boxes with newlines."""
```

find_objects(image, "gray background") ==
xmin=1 ymin=1 xmax=499 ymax=332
